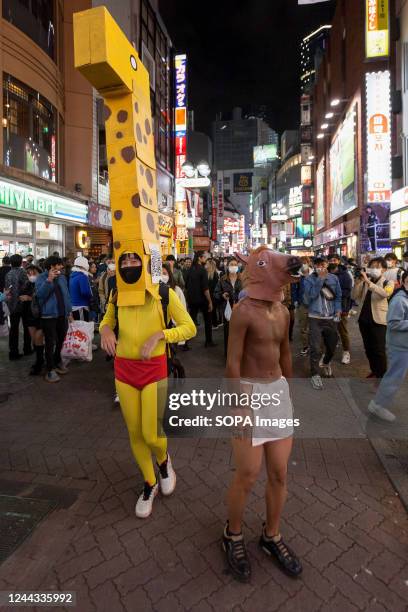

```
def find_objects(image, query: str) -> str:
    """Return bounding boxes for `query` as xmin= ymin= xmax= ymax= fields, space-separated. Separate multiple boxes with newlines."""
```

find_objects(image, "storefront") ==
xmin=158 ymin=212 xmax=174 ymax=255
xmin=0 ymin=176 xmax=87 ymax=263
xmin=390 ymin=187 xmax=408 ymax=259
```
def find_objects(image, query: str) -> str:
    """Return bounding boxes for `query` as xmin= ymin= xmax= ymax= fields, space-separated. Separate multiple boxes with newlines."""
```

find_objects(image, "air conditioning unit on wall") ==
xmin=141 ymin=42 xmax=156 ymax=92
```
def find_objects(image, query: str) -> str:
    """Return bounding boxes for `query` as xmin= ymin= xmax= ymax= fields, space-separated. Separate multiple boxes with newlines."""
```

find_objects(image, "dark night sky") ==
xmin=159 ymin=0 xmax=336 ymax=136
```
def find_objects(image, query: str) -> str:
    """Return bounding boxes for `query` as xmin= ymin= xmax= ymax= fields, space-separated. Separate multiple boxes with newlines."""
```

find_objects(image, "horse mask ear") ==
xmin=235 ymin=252 xmax=248 ymax=265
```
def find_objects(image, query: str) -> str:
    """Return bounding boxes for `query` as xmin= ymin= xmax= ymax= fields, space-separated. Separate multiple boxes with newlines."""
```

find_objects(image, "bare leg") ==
xmin=264 ymin=437 xmax=293 ymax=536
xmin=227 ymin=438 xmax=263 ymax=533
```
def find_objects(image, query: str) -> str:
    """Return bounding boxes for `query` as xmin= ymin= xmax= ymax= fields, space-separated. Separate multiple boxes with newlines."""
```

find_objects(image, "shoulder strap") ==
xmin=159 ymin=282 xmax=170 ymax=328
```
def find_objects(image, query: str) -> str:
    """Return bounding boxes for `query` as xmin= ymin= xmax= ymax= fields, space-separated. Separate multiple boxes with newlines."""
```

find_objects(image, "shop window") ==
xmin=36 ymin=221 xmax=61 ymax=241
xmin=2 ymin=0 xmax=55 ymax=60
xmin=0 ymin=218 xmax=13 ymax=234
xmin=16 ymin=220 xmax=33 ymax=236
xmin=3 ymin=74 xmax=57 ymax=182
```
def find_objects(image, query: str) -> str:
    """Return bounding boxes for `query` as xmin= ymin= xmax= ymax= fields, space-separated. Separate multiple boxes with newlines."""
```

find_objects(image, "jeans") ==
xmin=374 ymin=348 xmax=408 ymax=409
xmin=9 ymin=311 xmax=32 ymax=357
xmin=189 ymin=302 xmax=213 ymax=344
xmin=309 ymin=317 xmax=338 ymax=376
xmin=358 ymin=320 xmax=387 ymax=377
xmin=41 ymin=316 xmax=69 ymax=372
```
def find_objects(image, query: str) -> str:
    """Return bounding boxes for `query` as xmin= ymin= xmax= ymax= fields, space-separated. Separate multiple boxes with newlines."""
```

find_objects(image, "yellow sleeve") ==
xmin=164 ymin=288 xmax=196 ymax=344
xmin=100 ymin=301 xmax=117 ymax=331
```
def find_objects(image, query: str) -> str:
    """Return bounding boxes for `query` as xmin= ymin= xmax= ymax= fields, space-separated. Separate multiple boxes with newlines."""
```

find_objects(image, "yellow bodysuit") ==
xmin=100 ymin=289 xmax=195 ymax=485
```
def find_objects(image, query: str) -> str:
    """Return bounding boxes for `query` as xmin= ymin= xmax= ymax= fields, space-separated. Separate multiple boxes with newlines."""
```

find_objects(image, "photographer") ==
xmin=352 ymin=257 xmax=394 ymax=379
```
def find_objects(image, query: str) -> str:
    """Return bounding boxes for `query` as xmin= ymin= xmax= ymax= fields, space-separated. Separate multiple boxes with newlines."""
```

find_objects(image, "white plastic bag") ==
xmin=224 ymin=301 xmax=232 ymax=322
xmin=0 ymin=303 xmax=9 ymax=337
xmin=61 ymin=320 xmax=94 ymax=362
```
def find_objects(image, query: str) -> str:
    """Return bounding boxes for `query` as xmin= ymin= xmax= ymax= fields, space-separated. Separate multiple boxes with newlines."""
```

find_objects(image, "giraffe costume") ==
xmin=73 ymin=7 xmax=196 ymax=517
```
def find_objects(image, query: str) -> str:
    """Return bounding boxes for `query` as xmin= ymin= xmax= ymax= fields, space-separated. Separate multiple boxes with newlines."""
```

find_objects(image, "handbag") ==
xmin=61 ymin=320 xmax=94 ymax=362
xmin=224 ymin=300 xmax=232 ymax=321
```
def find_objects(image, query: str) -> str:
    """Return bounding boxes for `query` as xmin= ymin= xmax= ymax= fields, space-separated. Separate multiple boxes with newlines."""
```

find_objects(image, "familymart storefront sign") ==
xmin=0 ymin=178 xmax=88 ymax=224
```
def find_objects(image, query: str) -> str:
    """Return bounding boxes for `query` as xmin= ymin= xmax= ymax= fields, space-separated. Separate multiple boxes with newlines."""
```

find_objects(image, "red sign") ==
xmin=212 ymin=187 xmax=217 ymax=239
xmin=175 ymin=135 xmax=186 ymax=156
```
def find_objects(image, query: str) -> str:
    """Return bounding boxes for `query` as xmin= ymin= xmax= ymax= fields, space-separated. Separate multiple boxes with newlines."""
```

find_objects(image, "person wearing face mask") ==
xmin=292 ymin=256 xmax=312 ymax=355
xmin=98 ymin=257 xmax=117 ymax=312
xmin=303 ymin=257 xmax=342 ymax=390
xmin=328 ymin=255 xmax=353 ymax=365
xmin=69 ymin=256 xmax=93 ymax=322
xmin=161 ymin=263 xmax=190 ymax=352
xmin=384 ymin=253 xmax=403 ymax=288
xmin=214 ymin=258 xmax=243 ymax=356
xmin=352 ymin=257 xmax=394 ymax=379
xmin=21 ymin=265 xmax=45 ymax=375
xmin=185 ymin=251 xmax=214 ymax=347
xmin=367 ymin=271 xmax=408 ymax=421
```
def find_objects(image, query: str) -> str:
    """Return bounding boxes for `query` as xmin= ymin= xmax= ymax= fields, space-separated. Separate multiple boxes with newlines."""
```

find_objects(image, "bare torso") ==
xmin=233 ymin=298 xmax=288 ymax=381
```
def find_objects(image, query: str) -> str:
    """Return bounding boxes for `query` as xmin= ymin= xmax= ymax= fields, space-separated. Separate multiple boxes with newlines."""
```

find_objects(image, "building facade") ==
xmin=0 ymin=0 xmax=93 ymax=262
xmin=312 ymin=0 xmax=395 ymax=260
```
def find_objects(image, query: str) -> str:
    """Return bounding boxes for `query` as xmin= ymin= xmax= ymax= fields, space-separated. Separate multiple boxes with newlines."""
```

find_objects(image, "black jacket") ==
xmin=335 ymin=265 xmax=352 ymax=313
xmin=214 ymin=274 xmax=243 ymax=306
xmin=0 ymin=265 xmax=11 ymax=292
xmin=185 ymin=264 xmax=209 ymax=305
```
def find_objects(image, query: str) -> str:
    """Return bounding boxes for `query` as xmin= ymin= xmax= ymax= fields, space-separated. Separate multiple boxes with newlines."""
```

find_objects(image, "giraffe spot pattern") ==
xmin=156 ymin=231 xmax=160 ymax=240
xmin=114 ymin=210 xmax=123 ymax=220
xmin=116 ymin=131 xmax=123 ymax=139
xmin=117 ymin=110 xmax=128 ymax=123
xmin=131 ymin=194 xmax=140 ymax=208
xmin=146 ymin=213 xmax=155 ymax=233
xmin=134 ymin=102 xmax=139 ymax=113
xmin=121 ymin=146 xmax=135 ymax=163
xmin=145 ymin=119 xmax=151 ymax=135
xmin=149 ymin=198 xmax=153 ymax=207
xmin=103 ymin=105 xmax=111 ymax=121
xmin=136 ymin=124 xmax=143 ymax=143
xmin=145 ymin=168 xmax=154 ymax=189
xmin=114 ymin=241 xmax=121 ymax=250
xmin=140 ymin=165 xmax=144 ymax=176
xmin=147 ymin=260 xmax=151 ymax=275
xmin=109 ymin=157 xmax=116 ymax=164
xmin=143 ymin=136 xmax=147 ymax=144
xmin=142 ymin=189 xmax=148 ymax=205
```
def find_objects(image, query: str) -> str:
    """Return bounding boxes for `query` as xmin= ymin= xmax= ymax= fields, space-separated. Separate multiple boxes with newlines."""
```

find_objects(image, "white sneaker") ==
xmin=135 ymin=482 xmax=159 ymax=518
xmin=368 ymin=400 xmax=396 ymax=423
xmin=311 ymin=375 xmax=323 ymax=390
xmin=113 ymin=393 xmax=120 ymax=405
xmin=158 ymin=454 xmax=176 ymax=496
xmin=341 ymin=351 xmax=351 ymax=365
xmin=319 ymin=359 xmax=333 ymax=377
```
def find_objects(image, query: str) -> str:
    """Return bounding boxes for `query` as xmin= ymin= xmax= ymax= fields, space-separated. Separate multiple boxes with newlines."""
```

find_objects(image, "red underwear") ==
xmin=114 ymin=354 xmax=167 ymax=390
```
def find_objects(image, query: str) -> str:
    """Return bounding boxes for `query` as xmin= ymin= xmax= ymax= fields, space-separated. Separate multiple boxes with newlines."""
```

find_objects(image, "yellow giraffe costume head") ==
xmin=73 ymin=6 xmax=161 ymax=307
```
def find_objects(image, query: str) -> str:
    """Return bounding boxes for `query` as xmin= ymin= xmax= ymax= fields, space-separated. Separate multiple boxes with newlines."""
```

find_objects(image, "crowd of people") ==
xmin=0 ymin=248 xmax=408 ymax=421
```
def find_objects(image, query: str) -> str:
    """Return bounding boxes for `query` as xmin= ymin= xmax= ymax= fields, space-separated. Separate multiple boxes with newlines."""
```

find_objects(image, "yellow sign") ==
xmin=158 ymin=213 xmax=173 ymax=237
xmin=366 ymin=0 xmax=389 ymax=58
xmin=402 ymin=209 xmax=408 ymax=239
xmin=76 ymin=229 xmax=89 ymax=249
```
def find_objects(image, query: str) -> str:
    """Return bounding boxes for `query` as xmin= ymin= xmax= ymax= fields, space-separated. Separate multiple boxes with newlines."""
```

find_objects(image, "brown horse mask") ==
xmin=236 ymin=247 xmax=302 ymax=302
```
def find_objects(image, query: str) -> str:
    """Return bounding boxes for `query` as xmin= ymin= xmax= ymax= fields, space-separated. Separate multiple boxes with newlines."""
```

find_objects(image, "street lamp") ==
xmin=181 ymin=161 xmax=195 ymax=178
xmin=196 ymin=160 xmax=211 ymax=177
xmin=325 ymin=112 xmax=334 ymax=119
xmin=317 ymin=133 xmax=325 ymax=139
xmin=321 ymin=123 xmax=329 ymax=130
xmin=330 ymin=98 xmax=341 ymax=107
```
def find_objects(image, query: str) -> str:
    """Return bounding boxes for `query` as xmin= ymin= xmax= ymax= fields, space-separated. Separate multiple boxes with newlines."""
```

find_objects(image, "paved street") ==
xmin=0 ymin=318 xmax=408 ymax=611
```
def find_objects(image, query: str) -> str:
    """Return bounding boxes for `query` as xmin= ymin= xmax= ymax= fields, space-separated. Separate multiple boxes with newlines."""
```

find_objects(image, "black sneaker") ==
xmin=222 ymin=522 xmax=251 ymax=583
xmin=259 ymin=525 xmax=302 ymax=577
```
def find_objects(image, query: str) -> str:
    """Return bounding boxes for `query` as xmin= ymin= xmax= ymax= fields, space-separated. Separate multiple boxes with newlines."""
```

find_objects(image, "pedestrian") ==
xmin=97 ymin=254 xmax=108 ymax=277
xmin=36 ymin=255 xmax=72 ymax=383
xmin=185 ymin=251 xmax=214 ymax=347
xmin=303 ymin=257 xmax=342 ymax=390
xmin=88 ymin=262 xmax=101 ymax=323
xmin=98 ymin=257 xmax=116 ymax=312
xmin=24 ymin=254 xmax=35 ymax=268
xmin=292 ymin=256 xmax=312 ymax=355
xmin=215 ymin=257 xmax=242 ymax=355
xmin=352 ymin=257 xmax=394 ymax=379
xmin=328 ymin=254 xmax=353 ymax=364
xmin=181 ymin=257 xmax=192 ymax=284
xmin=205 ymin=258 xmax=221 ymax=329
xmin=21 ymin=265 xmax=45 ymax=375
xmin=165 ymin=255 xmax=185 ymax=290
xmin=402 ymin=251 xmax=408 ymax=272
xmin=0 ymin=255 xmax=11 ymax=292
xmin=161 ymin=262 xmax=190 ymax=352
xmin=281 ymin=283 xmax=296 ymax=341
xmin=368 ymin=271 xmax=408 ymax=422
xmin=384 ymin=252 xmax=403 ymax=288
xmin=69 ymin=256 xmax=93 ymax=321
xmin=5 ymin=254 xmax=32 ymax=360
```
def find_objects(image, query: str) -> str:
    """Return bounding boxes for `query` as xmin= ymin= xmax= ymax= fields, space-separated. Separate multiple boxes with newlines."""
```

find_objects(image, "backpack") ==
xmin=112 ymin=284 xmax=185 ymax=379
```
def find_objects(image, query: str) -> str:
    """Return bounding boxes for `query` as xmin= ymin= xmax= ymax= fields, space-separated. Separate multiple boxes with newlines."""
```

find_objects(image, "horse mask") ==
xmin=236 ymin=247 xmax=302 ymax=302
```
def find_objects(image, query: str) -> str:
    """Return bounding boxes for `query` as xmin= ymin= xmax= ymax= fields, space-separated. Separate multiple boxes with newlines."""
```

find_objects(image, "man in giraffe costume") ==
xmin=73 ymin=7 xmax=196 ymax=518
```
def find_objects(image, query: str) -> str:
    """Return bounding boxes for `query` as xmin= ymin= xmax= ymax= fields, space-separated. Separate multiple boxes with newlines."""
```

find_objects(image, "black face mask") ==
xmin=119 ymin=265 xmax=142 ymax=284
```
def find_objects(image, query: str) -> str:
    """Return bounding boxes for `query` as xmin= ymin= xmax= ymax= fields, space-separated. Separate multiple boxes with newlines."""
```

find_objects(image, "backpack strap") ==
xmin=159 ymin=282 xmax=170 ymax=328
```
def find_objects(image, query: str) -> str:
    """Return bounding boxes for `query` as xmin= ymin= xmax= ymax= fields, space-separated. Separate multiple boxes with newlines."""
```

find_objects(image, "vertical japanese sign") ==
xmin=238 ymin=215 xmax=245 ymax=245
xmin=366 ymin=71 xmax=391 ymax=203
xmin=366 ymin=0 xmax=389 ymax=59
xmin=211 ymin=186 xmax=217 ymax=240
xmin=217 ymin=171 xmax=224 ymax=233
xmin=174 ymin=54 xmax=188 ymax=246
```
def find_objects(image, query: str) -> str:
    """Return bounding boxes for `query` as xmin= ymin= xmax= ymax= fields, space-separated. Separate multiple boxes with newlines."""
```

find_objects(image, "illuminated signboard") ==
xmin=316 ymin=159 xmax=325 ymax=230
xmin=233 ymin=173 xmax=252 ymax=193
xmin=289 ymin=186 xmax=303 ymax=206
xmin=174 ymin=54 xmax=188 ymax=239
xmin=217 ymin=172 xmax=224 ymax=232
xmin=366 ymin=71 xmax=391 ymax=203
xmin=366 ymin=0 xmax=389 ymax=59
xmin=301 ymin=165 xmax=312 ymax=186
xmin=253 ymin=144 xmax=278 ymax=166
xmin=330 ymin=105 xmax=357 ymax=221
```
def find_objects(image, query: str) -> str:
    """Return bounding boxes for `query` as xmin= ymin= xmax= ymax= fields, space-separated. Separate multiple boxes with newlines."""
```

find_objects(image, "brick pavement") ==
xmin=0 ymin=318 xmax=408 ymax=611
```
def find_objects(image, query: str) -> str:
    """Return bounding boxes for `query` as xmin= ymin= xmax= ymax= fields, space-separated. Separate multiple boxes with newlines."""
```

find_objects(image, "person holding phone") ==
xmin=35 ymin=256 xmax=73 ymax=383
xmin=5 ymin=254 xmax=31 ymax=360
